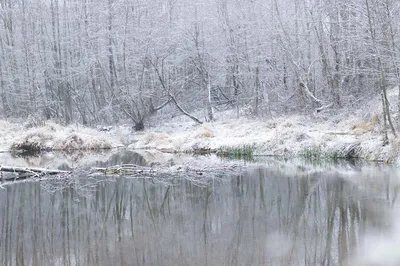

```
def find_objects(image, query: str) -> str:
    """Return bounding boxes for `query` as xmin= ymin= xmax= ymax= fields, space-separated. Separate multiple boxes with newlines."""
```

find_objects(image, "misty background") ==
xmin=0 ymin=0 xmax=398 ymax=129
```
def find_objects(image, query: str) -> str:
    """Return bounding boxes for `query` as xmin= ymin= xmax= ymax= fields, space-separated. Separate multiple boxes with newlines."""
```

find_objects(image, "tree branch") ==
xmin=151 ymin=59 xmax=203 ymax=124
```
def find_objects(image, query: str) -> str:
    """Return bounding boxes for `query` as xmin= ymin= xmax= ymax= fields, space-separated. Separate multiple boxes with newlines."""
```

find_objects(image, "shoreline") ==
xmin=3 ymin=104 xmax=400 ymax=165
xmin=128 ymin=113 xmax=398 ymax=163
xmin=5 ymin=117 xmax=398 ymax=163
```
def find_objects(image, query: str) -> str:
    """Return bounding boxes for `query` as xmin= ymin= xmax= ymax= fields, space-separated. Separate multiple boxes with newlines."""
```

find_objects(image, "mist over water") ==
xmin=0 ymin=160 xmax=397 ymax=266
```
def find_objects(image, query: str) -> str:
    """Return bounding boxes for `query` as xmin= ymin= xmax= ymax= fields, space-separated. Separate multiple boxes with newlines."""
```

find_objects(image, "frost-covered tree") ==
xmin=0 ymin=0 xmax=399 ymax=127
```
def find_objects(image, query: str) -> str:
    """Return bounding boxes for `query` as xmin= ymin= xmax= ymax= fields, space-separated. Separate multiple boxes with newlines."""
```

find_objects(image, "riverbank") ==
xmin=129 ymin=111 xmax=396 ymax=162
xmin=128 ymin=88 xmax=400 ymax=163
xmin=3 ymin=89 xmax=400 ymax=164
xmin=2 ymin=111 xmax=396 ymax=163
xmin=4 ymin=120 xmax=120 ymax=153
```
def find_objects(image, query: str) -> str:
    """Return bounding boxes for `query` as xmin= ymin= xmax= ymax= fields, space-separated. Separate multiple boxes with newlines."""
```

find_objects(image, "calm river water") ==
xmin=0 ymin=155 xmax=398 ymax=266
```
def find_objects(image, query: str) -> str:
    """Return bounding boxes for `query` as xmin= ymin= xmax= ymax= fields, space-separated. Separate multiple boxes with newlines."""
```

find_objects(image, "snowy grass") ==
xmin=10 ymin=122 xmax=116 ymax=154
xmin=301 ymin=142 xmax=362 ymax=160
xmin=126 ymin=88 xmax=400 ymax=163
xmin=3 ymin=87 xmax=400 ymax=163
xmin=194 ymin=126 xmax=214 ymax=139
xmin=11 ymin=132 xmax=52 ymax=153
xmin=301 ymin=145 xmax=325 ymax=160
xmin=217 ymin=144 xmax=256 ymax=159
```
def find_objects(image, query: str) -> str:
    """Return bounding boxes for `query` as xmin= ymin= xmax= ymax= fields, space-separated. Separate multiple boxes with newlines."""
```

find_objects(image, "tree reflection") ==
xmin=0 ymin=166 xmax=394 ymax=265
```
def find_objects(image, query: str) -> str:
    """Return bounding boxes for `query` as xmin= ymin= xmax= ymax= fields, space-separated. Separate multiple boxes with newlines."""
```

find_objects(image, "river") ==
xmin=0 ymin=152 xmax=398 ymax=266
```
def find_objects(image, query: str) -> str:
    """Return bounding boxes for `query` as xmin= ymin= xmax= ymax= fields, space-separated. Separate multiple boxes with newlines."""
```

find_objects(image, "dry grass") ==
xmin=24 ymin=114 xmax=46 ymax=129
xmin=53 ymin=134 xmax=111 ymax=151
xmin=11 ymin=132 xmax=52 ymax=153
xmin=11 ymin=124 xmax=113 ymax=153
xmin=350 ymin=115 xmax=379 ymax=134
xmin=195 ymin=127 xmax=214 ymax=139
xmin=143 ymin=132 xmax=171 ymax=145
xmin=326 ymin=132 xmax=360 ymax=136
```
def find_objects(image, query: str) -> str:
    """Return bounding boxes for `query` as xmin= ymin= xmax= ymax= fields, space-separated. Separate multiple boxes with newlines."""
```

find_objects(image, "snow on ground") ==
xmin=128 ymin=110 xmax=394 ymax=162
xmin=10 ymin=121 xmax=122 ymax=152
xmin=124 ymin=87 xmax=400 ymax=162
xmin=0 ymin=120 xmax=23 ymax=152
xmin=0 ymin=87 xmax=399 ymax=163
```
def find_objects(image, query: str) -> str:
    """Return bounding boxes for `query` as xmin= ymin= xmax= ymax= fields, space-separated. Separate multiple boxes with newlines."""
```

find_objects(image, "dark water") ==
xmin=0 ymin=158 xmax=397 ymax=266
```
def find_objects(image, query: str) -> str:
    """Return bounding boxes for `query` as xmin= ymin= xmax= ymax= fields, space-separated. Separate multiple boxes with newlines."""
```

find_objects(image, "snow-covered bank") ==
xmin=2 ymin=88 xmax=400 ymax=163
xmin=126 ymin=87 xmax=400 ymax=163
xmin=128 ymin=111 xmax=396 ymax=162
xmin=0 ymin=110 xmax=396 ymax=163
xmin=2 ymin=110 xmax=398 ymax=163
xmin=6 ymin=121 xmax=122 ymax=154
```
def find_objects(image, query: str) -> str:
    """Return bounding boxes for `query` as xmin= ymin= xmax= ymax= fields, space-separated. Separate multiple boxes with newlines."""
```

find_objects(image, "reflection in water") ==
xmin=0 ymin=166 xmax=395 ymax=266
xmin=4 ymin=149 xmax=147 ymax=170
xmin=95 ymin=150 xmax=147 ymax=167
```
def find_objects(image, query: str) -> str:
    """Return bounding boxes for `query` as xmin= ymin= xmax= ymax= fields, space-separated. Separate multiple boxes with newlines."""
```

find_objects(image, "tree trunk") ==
xmin=134 ymin=120 xmax=144 ymax=131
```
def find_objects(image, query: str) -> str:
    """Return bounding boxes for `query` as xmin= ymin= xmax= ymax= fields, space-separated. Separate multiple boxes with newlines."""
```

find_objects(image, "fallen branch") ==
xmin=91 ymin=164 xmax=156 ymax=176
xmin=0 ymin=166 xmax=70 ymax=175
xmin=0 ymin=160 xmax=245 ymax=187
xmin=0 ymin=165 xmax=71 ymax=182
xmin=316 ymin=102 xmax=334 ymax=113
xmin=89 ymin=163 xmax=243 ymax=183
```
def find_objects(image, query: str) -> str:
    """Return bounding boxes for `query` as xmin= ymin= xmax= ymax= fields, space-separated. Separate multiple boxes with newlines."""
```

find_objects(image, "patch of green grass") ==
xmin=302 ymin=146 xmax=324 ymax=160
xmin=301 ymin=144 xmax=363 ymax=165
xmin=303 ymin=146 xmax=346 ymax=159
xmin=301 ymin=146 xmax=341 ymax=165
xmin=217 ymin=144 xmax=256 ymax=160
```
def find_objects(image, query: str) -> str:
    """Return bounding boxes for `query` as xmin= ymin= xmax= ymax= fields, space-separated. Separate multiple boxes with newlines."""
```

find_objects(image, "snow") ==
xmin=1 ymin=105 xmax=400 ymax=266
xmin=120 ymin=87 xmax=400 ymax=163
xmin=127 ymin=111 xmax=393 ymax=162
xmin=0 ymin=120 xmax=23 ymax=152
xmin=10 ymin=121 xmax=122 ymax=152
xmin=0 ymin=87 xmax=398 ymax=165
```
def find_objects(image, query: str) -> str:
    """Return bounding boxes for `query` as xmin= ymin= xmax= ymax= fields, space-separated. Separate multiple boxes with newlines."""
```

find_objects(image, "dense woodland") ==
xmin=0 ymin=0 xmax=400 ymax=129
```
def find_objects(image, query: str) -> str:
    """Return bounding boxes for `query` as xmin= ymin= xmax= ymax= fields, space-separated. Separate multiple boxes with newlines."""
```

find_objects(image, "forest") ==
xmin=0 ymin=0 xmax=399 ymax=130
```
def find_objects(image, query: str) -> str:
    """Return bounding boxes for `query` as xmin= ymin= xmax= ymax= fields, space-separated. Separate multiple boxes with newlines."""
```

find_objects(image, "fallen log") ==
xmin=0 ymin=166 xmax=70 ymax=177
xmin=91 ymin=164 xmax=156 ymax=176
xmin=0 ymin=160 xmax=244 ymax=187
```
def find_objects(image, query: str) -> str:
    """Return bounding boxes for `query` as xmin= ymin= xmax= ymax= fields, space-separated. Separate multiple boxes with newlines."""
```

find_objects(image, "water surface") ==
xmin=0 ymin=158 xmax=397 ymax=266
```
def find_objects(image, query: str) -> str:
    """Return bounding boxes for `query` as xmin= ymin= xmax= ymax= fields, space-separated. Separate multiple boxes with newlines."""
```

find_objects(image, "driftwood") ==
xmin=91 ymin=164 xmax=156 ymax=176
xmin=0 ymin=162 xmax=243 ymax=186
xmin=0 ymin=166 xmax=70 ymax=175
xmin=89 ymin=163 xmax=242 ymax=181
xmin=0 ymin=166 xmax=70 ymax=181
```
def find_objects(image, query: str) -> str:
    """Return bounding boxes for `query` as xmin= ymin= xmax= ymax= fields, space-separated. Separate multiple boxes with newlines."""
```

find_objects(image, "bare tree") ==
xmin=0 ymin=0 xmax=398 ymax=129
